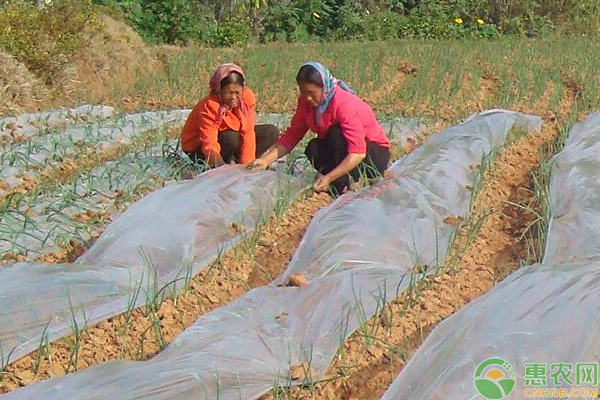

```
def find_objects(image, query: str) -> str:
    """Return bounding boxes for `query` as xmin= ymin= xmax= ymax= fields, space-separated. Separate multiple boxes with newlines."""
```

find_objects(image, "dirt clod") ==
xmin=290 ymin=363 xmax=313 ymax=381
xmin=274 ymin=312 xmax=288 ymax=321
xmin=284 ymin=273 xmax=309 ymax=288
xmin=228 ymin=222 xmax=246 ymax=236
xmin=443 ymin=215 xmax=463 ymax=225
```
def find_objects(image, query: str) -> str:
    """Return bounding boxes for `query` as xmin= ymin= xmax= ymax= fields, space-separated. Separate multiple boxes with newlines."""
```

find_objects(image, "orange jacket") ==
xmin=181 ymin=88 xmax=257 ymax=164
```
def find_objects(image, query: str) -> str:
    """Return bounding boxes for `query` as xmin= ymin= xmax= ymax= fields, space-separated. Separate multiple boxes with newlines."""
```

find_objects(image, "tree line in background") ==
xmin=91 ymin=0 xmax=600 ymax=45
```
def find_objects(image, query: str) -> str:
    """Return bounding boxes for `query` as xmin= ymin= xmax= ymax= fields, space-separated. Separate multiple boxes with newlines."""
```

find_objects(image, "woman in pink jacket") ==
xmin=250 ymin=61 xmax=390 ymax=195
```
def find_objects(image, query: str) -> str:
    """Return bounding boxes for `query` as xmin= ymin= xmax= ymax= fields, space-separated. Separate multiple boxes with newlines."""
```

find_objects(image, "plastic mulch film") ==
xmin=0 ymin=109 xmax=191 ymax=196
xmin=0 ymin=152 xmax=186 ymax=258
xmin=278 ymin=110 xmax=541 ymax=281
xmin=0 ymin=108 xmax=192 ymax=258
xmin=543 ymin=112 xmax=600 ymax=265
xmin=0 ymin=105 xmax=116 ymax=147
xmin=0 ymin=166 xmax=307 ymax=366
xmin=381 ymin=113 xmax=600 ymax=400
xmin=1 ymin=110 xmax=541 ymax=400
xmin=378 ymin=116 xmax=428 ymax=148
xmin=380 ymin=262 xmax=600 ymax=400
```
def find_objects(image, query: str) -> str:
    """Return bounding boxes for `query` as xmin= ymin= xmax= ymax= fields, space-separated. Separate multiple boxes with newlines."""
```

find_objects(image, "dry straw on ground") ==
xmin=0 ymin=16 xmax=165 ymax=115
xmin=61 ymin=16 xmax=161 ymax=104
xmin=0 ymin=51 xmax=48 ymax=116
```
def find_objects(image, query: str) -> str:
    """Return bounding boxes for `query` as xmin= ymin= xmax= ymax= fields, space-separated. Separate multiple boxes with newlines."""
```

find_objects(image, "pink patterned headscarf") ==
xmin=209 ymin=63 xmax=248 ymax=124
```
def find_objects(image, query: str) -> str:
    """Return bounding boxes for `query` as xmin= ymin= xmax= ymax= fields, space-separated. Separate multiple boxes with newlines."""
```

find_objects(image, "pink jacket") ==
xmin=277 ymin=86 xmax=390 ymax=154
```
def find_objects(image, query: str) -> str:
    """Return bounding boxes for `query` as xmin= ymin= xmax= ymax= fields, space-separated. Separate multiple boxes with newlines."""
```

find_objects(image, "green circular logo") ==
xmin=474 ymin=358 xmax=516 ymax=399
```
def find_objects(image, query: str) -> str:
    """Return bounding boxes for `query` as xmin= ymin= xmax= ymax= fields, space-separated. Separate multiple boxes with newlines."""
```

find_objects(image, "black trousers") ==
xmin=305 ymin=124 xmax=390 ymax=194
xmin=185 ymin=124 xmax=279 ymax=165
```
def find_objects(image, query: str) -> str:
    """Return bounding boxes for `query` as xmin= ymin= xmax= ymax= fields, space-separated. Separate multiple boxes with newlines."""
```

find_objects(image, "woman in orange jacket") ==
xmin=181 ymin=63 xmax=279 ymax=167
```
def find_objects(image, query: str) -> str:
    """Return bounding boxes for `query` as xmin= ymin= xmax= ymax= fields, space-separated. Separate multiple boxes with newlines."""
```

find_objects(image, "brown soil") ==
xmin=364 ymin=60 xmax=417 ymax=114
xmin=258 ymin=121 xmax=561 ymax=400
xmin=0 ymin=192 xmax=332 ymax=393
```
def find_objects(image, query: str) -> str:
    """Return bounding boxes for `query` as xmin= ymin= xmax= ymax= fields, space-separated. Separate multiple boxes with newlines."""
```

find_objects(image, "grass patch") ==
xmin=107 ymin=36 xmax=600 ymax=121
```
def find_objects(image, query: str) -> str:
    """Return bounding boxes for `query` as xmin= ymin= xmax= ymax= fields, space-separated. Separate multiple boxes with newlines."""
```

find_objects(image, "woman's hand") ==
xmin=248 ymin=144 xmax=290 ymax=171
xmin=313 ymin=174 xmax=332 ymax=192
xmin=247 ymin=157 xmax=270 ymax=171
